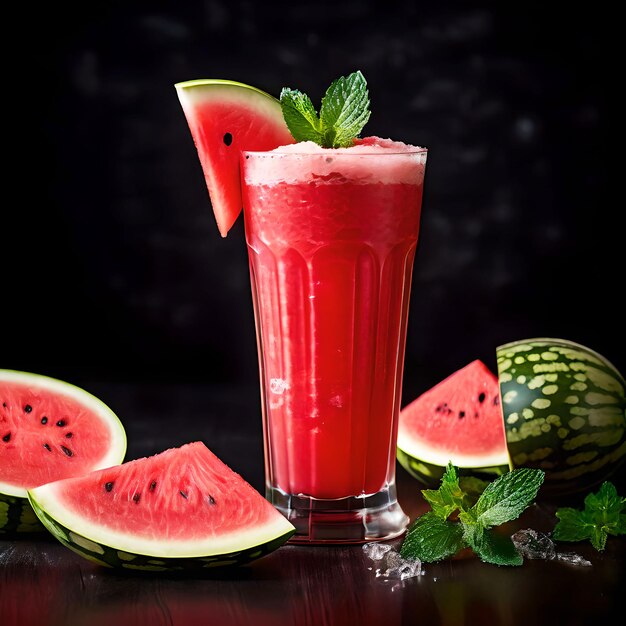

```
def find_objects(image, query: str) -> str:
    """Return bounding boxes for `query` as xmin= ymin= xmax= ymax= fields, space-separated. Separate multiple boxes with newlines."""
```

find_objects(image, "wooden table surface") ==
xmin=1 ymin=382 xmax=623 ymax=626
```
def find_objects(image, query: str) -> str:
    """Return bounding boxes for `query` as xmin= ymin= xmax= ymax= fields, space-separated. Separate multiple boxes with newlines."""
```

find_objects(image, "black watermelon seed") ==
xmin=459 ymin=411 xmax=465 ymax=418
xmin=180 ymin=490 xmax=188 ymax=499
xmin=208 ymin=495 xmax=216 ymax=505
xmin=43 ymin=443 xmax=52 ymax=451
xmin=24 ymin=405 xmax=32 ymax=413
xmin=493 ymin=396 xmax=500 ymax=406
xmin=149 ymin=481 xmax=157 ymax=491
xmin=105 ymin=482 xmax=114 ymax=492
xmin=2 ymin=402 xmax=6 ymax=408
xmin=478 ymin=392 xmax=486 ymax=403
xmin=65 ymin=432 xmax=73 ymax=438
xmin=61 ymin=445 xmax=73 ymax=457
xmin=56 ymin=420 xmax=66 ymax=427
xmin=133 ymin=493 xmax=141 ymax=503
xmin=41 ymin=416 xmax=48 ymax=425
xmin=2 ymin=433 xmax=10 ymax=442
xmin=223 ymin=132 xmax=233 ymax=146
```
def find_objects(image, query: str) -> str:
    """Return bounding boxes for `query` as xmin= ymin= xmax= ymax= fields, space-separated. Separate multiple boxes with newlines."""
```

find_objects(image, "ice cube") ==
xmin=269 ymin=378 xmax=290 ymax=394
xmin=363 ymin=543 xmax=424 ymax=580
xmin=556 ymin=552 xmax=592 ymax=567
xmin=511 ymin=529 xmax=592 ymax=567
xmin=392 ymin=558 xmax=424 ymax=581
xmin=362 ymin=542 xmax=393 ymax=561
xmin=381 ymin=550 xmax=403 ymax=574
xmin=511 ymin=528 xmax=556 ymax=560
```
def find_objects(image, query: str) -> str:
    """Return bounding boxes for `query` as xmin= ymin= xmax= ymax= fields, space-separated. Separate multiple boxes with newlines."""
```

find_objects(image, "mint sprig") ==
xmin=279 ymin=71 xmax=371 ymax=148
xmin=400 ymin=463 xmax=545 ymax=566
xmin=553 ymin=481 xmax=626 ymax=551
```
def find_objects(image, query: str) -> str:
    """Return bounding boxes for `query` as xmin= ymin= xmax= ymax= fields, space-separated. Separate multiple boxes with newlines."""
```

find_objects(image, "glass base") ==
xmin=267 ymin=484 xmax=409 ymax=544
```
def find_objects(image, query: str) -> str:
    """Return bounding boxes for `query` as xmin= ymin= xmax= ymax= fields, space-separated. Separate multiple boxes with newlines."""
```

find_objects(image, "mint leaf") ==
xmin=583 ymin=481 xmax=623 ymax=519
xmin=279 ymin=71 xmax=370 ymax=148
xmin=400 ymin=511 xmax=466 ymax=562
xmin=472 ymin=468 xmax=544 ymax=528
xmin=463 ymin=524 xmax=523 ymax=567
xmin=552 ymin=507 xmax=594 ymax=542
xmin=279 ymin=88 xmax=324 ymax=145
xmin=421 ymin=462 xmax=466 ymax=520
xmin=319 ymin=71 xmax=370 ymax=148
xmin=553 ymin=481 xmax=626 ymax=552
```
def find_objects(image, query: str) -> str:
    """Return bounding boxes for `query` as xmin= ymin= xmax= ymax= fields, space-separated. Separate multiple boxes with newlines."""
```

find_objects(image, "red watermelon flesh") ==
xmin=54 ymin=442 xmax=275 ymax=539
xmin=0 ymin=372 xmax=126 ymax=496
xmin=176 ymin=80 xmax=295 ymax=237
xmin=398 ymin=360 xmax=509 ymax=468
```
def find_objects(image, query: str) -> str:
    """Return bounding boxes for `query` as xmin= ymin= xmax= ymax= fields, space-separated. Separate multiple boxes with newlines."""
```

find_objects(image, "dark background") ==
xmin=4 ymin=1 xmax=622 ymax=410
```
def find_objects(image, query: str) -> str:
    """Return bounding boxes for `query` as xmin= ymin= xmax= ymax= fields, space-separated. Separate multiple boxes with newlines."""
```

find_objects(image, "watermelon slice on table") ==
xmin=397 ymin=360 xmax=511 ymax=487
xmin=28 ymin=441 xmax=296 ymax=571
xmin=0 ymin=370 xmax=127 ymax=533
xmin=176 ymin=79 xmax=295 ymax=237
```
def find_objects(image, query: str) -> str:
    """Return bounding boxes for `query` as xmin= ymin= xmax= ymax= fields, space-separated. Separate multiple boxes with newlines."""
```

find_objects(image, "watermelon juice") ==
xmin=241 ymin=137 xmax=427 ymax=542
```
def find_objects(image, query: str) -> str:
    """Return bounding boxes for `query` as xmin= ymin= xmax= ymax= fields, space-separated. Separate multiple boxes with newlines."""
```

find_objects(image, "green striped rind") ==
xmin=497 ymin=338 xmax=626 ymax=495
xmin=0 ymin=493 xmax=45 ymax=534
xmin=27 ymin=494 xmax=294 ymax=571
xmin=397 ymin=448 xmax=510 ymax=488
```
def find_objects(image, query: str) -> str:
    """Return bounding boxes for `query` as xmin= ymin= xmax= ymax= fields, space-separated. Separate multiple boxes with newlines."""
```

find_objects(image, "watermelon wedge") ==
xmin=0 ymin=370 xmax=127 ymax=533
xmin=175 ymin=79 xmax=295 ymax=237
xmin=397 ymin=360 xmax=511 ymax=486
xmin=28 ymin=441 xmax=295 ymax=570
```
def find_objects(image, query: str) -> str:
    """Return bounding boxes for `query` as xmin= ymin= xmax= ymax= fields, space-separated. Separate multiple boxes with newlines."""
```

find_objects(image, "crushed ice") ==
xmin=362 ymin=542 xmax=424 ymax=581
xmin=511 ymin=529 xmax=591 ymax=567
xmin=269 ymin=378 xmax=290 ymax=394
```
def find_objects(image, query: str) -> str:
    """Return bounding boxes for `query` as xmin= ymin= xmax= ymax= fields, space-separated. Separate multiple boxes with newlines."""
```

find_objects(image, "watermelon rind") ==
xmin=175 ymin=78 xmax=294 ymax=237
xmin=497 ymin=337 xmax=626 ymax=495
xmin=0 ymin=493 xmax=42 ymax=533
xmin=27 ymin=481 xmax=295 ymax=571
xmin=396 ymin=448 xmax=510 ymax=488
xmin=0 ymin=370 xmax=127 ymax=533
xmin=175 ymin=78 xmax=280 ymax=102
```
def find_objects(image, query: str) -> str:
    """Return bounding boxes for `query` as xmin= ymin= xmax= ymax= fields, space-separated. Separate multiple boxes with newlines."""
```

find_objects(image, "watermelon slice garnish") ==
xmin=175 ymin=79 xmax=295 ymax=237
xmin=28 ymin=441 xmax=295 ymax=570
xmin=0 ymin=369 xmax=127 ymax=533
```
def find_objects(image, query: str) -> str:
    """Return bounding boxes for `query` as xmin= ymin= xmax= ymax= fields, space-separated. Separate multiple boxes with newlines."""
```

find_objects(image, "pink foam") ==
xmin=242 ymin=136 xmax=427 ymax=185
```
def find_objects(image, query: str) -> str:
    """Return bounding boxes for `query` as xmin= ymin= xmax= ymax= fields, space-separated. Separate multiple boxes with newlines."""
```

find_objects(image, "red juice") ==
xmin=241 ymin=138 xmax=426 ymax=541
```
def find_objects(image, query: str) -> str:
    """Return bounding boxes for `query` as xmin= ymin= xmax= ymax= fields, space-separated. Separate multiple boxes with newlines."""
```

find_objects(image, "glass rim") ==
xmin=242 ymin=147 xmax=428 ymax=157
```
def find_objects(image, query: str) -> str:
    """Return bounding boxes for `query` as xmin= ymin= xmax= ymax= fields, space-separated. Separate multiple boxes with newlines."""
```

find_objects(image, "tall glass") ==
xmin=241 ymin=147 xmax=427 ymax=543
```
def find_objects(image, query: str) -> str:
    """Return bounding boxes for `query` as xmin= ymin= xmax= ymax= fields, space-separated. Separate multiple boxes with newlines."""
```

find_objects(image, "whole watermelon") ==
xmin=497 ymin=338 xmax=625 ymax=495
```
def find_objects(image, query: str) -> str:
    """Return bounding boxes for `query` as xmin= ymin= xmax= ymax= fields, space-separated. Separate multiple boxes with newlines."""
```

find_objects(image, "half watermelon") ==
xmin=0 ymin=370 xmax=127 ymax=533
xmin=28 ymin=441 xmax=295 ymax=570
xmin=175 ymin=79 xmax=295 ymax=237
xmin=397 ymin=360 xmax=511 ymax=486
